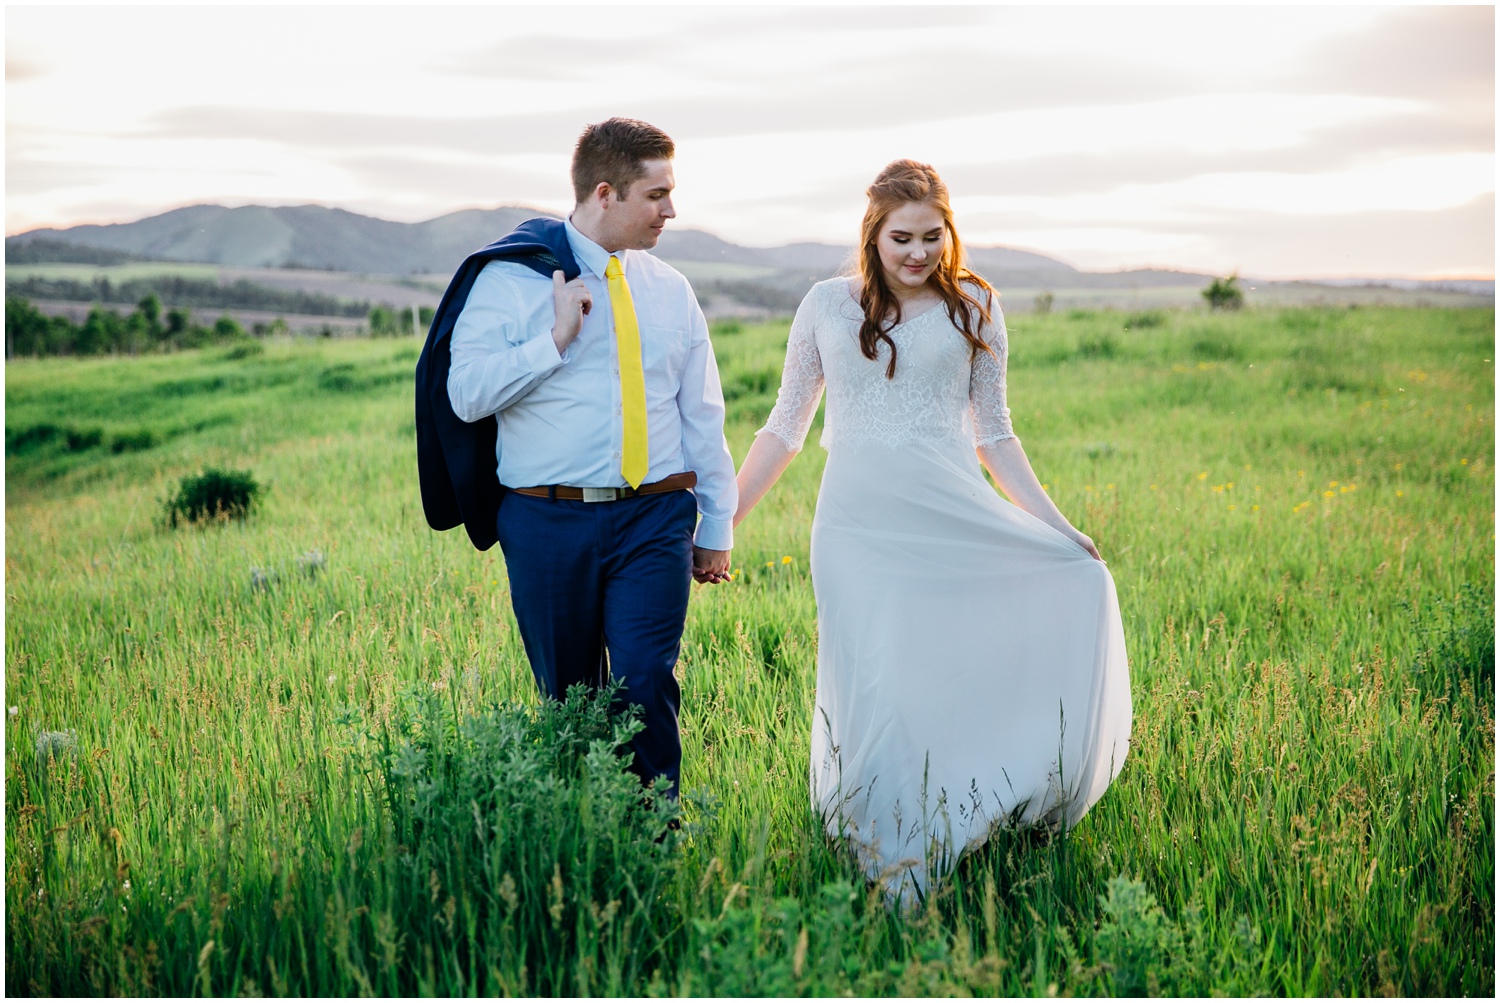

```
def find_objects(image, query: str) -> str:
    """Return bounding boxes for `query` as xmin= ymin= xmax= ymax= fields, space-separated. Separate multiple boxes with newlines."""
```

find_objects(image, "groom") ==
xmin=419 ymin=117 xmax=736 ymax=798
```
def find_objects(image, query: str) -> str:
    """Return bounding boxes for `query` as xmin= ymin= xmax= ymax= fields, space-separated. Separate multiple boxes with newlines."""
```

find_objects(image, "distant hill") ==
xmin=7 ymin=204 xmax=548 ymax=275
xmin=6 ymin=203 xmax=1121 ymax=287
xmin=13 ymin=203 xmax=1493 ymax=309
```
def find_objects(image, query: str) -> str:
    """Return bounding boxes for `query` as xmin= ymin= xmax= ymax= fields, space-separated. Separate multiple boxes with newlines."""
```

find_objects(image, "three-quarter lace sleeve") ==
xmin=970 ymin=297 xmax=1016 ymax=446
xmin=757 ymin=290 xmax=826 ymax=452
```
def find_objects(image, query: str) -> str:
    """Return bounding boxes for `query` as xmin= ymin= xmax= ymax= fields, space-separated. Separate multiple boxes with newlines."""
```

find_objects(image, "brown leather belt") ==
xmin=510 ymin=471 xmax=697 ymax=502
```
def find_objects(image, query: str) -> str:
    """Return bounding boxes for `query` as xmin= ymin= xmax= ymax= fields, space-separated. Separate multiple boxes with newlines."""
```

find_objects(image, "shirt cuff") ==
xmin=692 ymin=515 xmax=733 ymax=552
xmin=522 ymin=333 xmax=565 ymax=373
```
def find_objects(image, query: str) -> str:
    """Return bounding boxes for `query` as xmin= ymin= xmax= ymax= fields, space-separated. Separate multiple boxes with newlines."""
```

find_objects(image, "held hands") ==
xmin=551 ymin=270 xmax=591 ymax=353
xmin=692 ymin=546 xmax=732 ymax=585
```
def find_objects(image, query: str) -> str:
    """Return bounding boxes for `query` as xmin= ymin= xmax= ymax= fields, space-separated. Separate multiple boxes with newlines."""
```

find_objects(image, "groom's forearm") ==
xmin=448 ymin=267 xmax=566 ymax=421
xmin=678 ymin=318 xmax=737 ymax=551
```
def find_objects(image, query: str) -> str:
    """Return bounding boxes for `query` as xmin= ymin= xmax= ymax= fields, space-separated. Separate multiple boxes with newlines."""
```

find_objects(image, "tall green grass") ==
xmin=6 ymin=306 xmax=1493 ymax=995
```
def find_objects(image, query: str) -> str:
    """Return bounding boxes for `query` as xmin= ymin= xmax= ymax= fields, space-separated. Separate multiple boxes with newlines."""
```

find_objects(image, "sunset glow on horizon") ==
xmin=6 ymin=5 xmax=1493 ymax=280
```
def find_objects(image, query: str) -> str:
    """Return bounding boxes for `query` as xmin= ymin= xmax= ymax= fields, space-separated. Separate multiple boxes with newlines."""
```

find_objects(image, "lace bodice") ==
xmin=759 ymin=278 xmax=1016 ymax=452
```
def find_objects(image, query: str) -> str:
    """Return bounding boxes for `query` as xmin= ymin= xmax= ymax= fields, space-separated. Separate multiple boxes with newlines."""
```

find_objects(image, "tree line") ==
xmin=5 ymin=295 xmax=255 ymax=357
xmin=5 ymin=238 xmax=139 ymax=266
xmin=7 ymin=275 xmax=369 ymax=318
xmin=5 ymin=296 xmax=438 ymax=357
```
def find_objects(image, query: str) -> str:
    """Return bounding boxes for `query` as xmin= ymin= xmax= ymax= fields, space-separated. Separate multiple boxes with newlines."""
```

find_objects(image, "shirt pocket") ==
xmin=640 ymin=323 xmax=690 ymax=383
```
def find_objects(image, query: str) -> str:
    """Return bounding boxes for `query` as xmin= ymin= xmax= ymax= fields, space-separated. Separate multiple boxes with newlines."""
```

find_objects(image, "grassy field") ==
xmin=5 ymin=305 xmax=1493 ymax=995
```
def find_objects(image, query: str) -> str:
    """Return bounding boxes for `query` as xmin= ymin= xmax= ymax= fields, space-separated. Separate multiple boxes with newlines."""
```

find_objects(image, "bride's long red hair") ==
xmin=857 ymin=160 xmax=995 ymax=379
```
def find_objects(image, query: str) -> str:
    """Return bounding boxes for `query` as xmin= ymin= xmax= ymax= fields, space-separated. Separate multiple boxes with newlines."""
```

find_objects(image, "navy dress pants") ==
xmin=496 ymin=488 xmax=697 ymax=797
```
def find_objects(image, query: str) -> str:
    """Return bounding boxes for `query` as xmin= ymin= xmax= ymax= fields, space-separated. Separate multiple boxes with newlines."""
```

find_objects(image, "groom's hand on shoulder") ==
xmin=551 ymin=270 xmax=591 ymax=353
xmin=692 ymin=547 xmax=731 ymax=585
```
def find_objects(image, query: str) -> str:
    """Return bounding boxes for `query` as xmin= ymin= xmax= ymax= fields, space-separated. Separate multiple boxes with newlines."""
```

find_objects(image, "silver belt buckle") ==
xmin=581 ymin=487 xmax=618 ymax=503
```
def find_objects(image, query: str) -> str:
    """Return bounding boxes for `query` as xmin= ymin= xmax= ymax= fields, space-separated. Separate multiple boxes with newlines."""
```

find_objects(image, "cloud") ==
xmin=962 ymin=194 xmax=1494 ymax=277
xmin=5 ymin=158 xmax=130 ymax=195
xmin=145 ymin=105 xmax=586 ymax=157
xmin=142 ymin=44 xmax=1199 ymax=161
xmin=1199 ymin=194 xmax=1495 ymax=278
xmin=940 ymin=110 xmax=1494 ymax=201
xmin=9 ymin=5 xmax=1492 ymax=276
xmin=6 ymin=57 xmax=46 ymax=82
xmin=332 ymin=153 xmax=569 ymax=208
xmin=1281 ymin=6 xmax=1494 ymax=104
xmin=445 ymin=4 xmax=995 ymax=77
xmin=445 ymin=35 xmax=663 ymax=82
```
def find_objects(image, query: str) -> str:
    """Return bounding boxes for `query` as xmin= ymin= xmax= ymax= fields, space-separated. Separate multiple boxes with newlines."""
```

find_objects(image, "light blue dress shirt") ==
xmin=446 ymin=219 xmax=736 ymax=551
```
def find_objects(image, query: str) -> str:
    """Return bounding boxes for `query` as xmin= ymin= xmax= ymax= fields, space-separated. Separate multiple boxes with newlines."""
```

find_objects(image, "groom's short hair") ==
xmin=571 ymin=118 xmax=675 ymax=203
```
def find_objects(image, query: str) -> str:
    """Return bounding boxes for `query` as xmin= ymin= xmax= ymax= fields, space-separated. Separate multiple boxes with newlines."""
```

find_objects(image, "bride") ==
xmin=733 ymin=160 xmax=1133 ymax=900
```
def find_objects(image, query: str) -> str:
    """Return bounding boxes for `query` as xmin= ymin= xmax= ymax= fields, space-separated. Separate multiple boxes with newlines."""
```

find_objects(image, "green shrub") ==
xmin=380 ymin=683 xmax=681 ymax=995
xmin=1202 ymin=275 xmax=1244 ymax=311
xmin=1076 ymin=334 xmax=1118 ymax=359
xmin=1091 ymin=876 xmax=1262 ymax=997
xmin=6 ymin=423 xmax=63 ymax=454
xmin=1191 ymin=336 xmax=1243 ymax=361
xmin=221 ymin=340 xmax=265 ymax=360
xmin=211 ymin=315 xmax=245 ymax=340
xmin=109 ymin=429 xmax=157 ymax=454
xmin=1124 ymin=310 xmax=1165 ymax=330
xmin=711 ymin=319 xmax=744 ymax=337
xmin=319 ymin=363 xmax=361 ymax=392
xmin=5 ymin=423 xmax=116 ymax=455
xmin=1409 ymin=582 xmax=1495 ymax=700
xmin=63 ymin=427 xmax=103 ymax=452
xmin=164 ymin=467 xmax=262 ymax=526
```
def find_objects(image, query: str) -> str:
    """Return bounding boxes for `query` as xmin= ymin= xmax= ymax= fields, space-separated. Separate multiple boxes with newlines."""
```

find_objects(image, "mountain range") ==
xmin=6 ymin=203 xmax=1209 ymax=291
xmin=11 ymin=204 xmax=1491 ymax=320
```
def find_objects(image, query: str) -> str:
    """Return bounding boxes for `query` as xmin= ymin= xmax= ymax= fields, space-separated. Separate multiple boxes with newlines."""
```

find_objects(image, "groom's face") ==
xmin=605 ymin=159 xmax=677 ymax=250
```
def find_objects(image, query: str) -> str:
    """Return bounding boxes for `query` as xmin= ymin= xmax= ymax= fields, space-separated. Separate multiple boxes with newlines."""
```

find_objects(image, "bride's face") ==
xmin=876 ymin=201 xmax=946 ymax=296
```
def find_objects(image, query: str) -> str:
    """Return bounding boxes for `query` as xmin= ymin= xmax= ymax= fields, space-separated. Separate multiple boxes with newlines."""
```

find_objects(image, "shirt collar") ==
xmin=563 ymin=217 xmax=622 ymax=279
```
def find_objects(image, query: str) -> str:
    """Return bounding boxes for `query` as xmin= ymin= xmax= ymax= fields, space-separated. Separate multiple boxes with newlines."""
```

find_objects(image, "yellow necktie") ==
xmin=605 ymin=255 xmax=649 ymax=488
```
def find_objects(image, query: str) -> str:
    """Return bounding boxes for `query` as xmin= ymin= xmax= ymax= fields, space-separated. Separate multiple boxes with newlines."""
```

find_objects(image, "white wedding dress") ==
xmin=759 ymin=278 xmax=1133 ymax=900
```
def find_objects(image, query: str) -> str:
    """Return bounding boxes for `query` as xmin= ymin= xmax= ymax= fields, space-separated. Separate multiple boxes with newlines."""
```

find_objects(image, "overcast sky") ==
xmin=6 ymin=4 xmax=1494 ymax=278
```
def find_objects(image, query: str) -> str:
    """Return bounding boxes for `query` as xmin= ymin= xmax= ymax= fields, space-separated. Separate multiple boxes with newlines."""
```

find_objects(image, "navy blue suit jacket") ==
xmin=415 ymin=217 xmax=581 ymax=551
